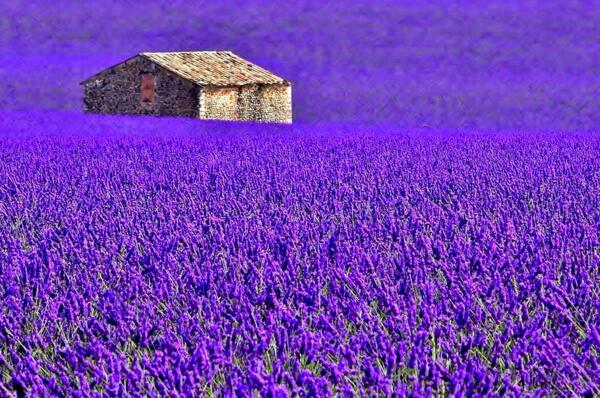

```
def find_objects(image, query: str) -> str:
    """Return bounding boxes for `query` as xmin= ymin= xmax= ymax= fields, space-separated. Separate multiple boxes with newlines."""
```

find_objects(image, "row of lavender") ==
xmin=0 ymin=114 xmax=599 ymax=396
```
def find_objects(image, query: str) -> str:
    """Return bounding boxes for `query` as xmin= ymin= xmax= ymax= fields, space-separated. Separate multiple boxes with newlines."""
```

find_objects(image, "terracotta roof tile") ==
xmin=140 ymin=51 xmax=287 ymax=86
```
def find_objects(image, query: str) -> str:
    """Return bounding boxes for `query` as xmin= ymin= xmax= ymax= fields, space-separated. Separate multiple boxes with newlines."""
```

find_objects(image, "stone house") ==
xmin=80 ymin=51 xmax=292 ymax=123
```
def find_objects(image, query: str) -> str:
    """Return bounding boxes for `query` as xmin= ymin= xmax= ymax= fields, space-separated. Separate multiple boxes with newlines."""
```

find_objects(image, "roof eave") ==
xmin=200 ymin=80 xmax=290 ymax=88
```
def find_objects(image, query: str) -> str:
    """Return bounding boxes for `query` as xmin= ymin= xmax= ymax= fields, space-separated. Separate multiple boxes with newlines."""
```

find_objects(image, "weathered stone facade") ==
xmin=82 ymin=53 xmax=292 ymax=123
xmin=83 ymin=56 xmax=200 ymax=118
xmin=200 ymin=84 xmax=292 ymax=122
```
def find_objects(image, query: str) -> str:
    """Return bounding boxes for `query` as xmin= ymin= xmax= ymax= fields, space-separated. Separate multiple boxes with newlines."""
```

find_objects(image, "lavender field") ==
xmin=1 ymin=1 xmax=600 ymax=397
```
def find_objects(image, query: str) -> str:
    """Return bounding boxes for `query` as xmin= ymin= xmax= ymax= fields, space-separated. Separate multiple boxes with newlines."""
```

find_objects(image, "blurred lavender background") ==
xmin=1 ymin=0 xmax=599 ymax=130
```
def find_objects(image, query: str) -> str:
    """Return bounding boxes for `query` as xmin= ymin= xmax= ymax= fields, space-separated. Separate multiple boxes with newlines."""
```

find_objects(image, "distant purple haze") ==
xmin=1 ymin=0 xmax=600 ymax=130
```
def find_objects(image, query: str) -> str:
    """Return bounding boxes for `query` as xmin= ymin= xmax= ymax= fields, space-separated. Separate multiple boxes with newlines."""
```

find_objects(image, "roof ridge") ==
xmin=140 ymin=50 xmax=233 ymax=55
xmin=82 ymin=51 xmax=289 ymax=86
xmin=141 ymin=51 xmax=287 ymax=86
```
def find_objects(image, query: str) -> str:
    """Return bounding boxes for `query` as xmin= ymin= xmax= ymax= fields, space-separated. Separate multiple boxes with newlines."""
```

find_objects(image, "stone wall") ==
xmin=198 ymin=87 xmax=240 ymax=121
xmin=259 ymin=85 xmax=292 ymax=123
xmin=82 ymin=56 xmax=199 ymax=118
xmin=199 ymin=84 xmax=292 ymax=123
xmin=83 ymin=56 xmax=292 ymax=123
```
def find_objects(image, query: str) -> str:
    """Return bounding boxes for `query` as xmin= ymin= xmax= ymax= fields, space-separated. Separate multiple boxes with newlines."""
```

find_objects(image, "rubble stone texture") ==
xmin=81 ymin=52 xmax=292 ymax=123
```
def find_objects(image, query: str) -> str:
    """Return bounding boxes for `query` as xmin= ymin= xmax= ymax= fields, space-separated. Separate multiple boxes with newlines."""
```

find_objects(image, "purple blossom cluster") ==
xmin=1 ymin=113 xmax=599 ymax=396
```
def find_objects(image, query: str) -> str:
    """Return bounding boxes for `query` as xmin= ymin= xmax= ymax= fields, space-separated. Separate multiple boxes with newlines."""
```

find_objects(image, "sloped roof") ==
xmin=81 ymin=51 xmax=289 ymax=87
xmin=141 ymin=51 xmax=287 ymax=86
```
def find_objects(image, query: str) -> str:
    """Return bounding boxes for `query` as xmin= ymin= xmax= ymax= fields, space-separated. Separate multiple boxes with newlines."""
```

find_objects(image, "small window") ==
xmin=141 ymin=74 xmax=155 ymax=103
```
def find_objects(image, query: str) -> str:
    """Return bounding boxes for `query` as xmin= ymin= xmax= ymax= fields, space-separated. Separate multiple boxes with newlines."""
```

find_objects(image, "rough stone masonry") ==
xmin=81 ymin=51 xmax=292 ymax=123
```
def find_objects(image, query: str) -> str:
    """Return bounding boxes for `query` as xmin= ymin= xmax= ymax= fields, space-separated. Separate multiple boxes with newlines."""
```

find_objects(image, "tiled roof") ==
xmin=140 ymin=51 xmax=287 ymax=86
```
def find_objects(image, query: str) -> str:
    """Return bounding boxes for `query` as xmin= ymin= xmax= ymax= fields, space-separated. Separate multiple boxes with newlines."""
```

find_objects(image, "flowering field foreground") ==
xmin=0 ymin=114 xmax=599 ymax=396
